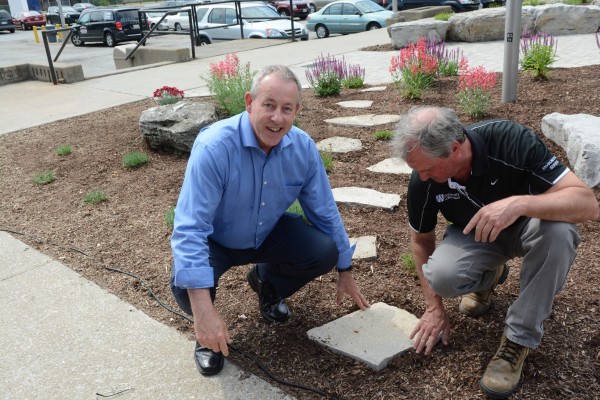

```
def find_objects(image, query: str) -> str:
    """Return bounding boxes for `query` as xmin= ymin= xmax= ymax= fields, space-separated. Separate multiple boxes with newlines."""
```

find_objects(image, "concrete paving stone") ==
xmin=336 ymin=100 xmax=373 ymax=108
xmin=324 ymin=114 xmax=401 ymax=128
xmin=333 ymin=187 xmax=401 ymax=211
xmin=316 ymin=136 xmax=362 ymax=153
xmin=350 ymin=235 xmax=377 ymax=261
xmin=360 ymin=86 xmax=387 ymax=92
xmin=367 ymin=157 xmax=413 ymax=175
xmin=306 ymin=302 xmax=418 ymax=371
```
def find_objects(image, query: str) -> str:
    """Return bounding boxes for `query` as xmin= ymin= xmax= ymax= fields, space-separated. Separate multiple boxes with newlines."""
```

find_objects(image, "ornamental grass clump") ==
xmin=205 ymin=53 xmax=255 ymax=116
xmin=342 ymin=63 xmax=366 ymax=89
xmin=153 ymin=86 xmax=184 ymax=105
xmin=122 ymin=151 xmax=149 ymax=169
xmin=520 ymin=30 xmax=557 ymax=80
xmin=84 ymin=190 xmax=109 ymax=204
xmin=55 ymin=144 xmax=72 ymax=156
xmin=33 ymin=171 xmax=55 ymax=185
xmin=456 ymin=59 xmax=497 ymax=118
xmin=389 ymin=37 xmax=439 ymax=99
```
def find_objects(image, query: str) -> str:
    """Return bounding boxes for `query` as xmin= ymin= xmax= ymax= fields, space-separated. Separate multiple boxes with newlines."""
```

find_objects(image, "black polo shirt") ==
xmin=407 ymin=119 xmax=569 ymax=233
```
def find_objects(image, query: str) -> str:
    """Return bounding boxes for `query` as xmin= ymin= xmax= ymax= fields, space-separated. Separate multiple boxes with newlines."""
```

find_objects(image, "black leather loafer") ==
xmin=247 ymin=265 xmax=291 ymax=323
xmin=194 ymin=342 xmax=224 ymax=376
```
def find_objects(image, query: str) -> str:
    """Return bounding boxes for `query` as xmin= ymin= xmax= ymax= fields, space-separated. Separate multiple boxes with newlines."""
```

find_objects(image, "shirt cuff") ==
xmin=337 ymin=243 xmax=356 ymax=269
xmin=173 ymin=266 xmax=215 ymax=289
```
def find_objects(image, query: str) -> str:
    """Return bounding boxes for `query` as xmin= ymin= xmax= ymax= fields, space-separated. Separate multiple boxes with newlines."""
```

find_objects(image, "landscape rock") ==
xmin=316 ymin=136 xmax=362 ymax=153
xmin=332 ymin=187 xmax=401 ymax=210
xmin=139 ymin=102 xmax=217 ymax=154
xmin=541 ymin=113 xmax=600 ymax=188
xmin=325 ymin=114 xmax=400 ymax=127
xmin=389 ymin=18 xmax=450 ymax=49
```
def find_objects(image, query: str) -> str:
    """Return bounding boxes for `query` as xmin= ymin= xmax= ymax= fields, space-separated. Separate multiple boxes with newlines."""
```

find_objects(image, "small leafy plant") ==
xmin=373 ymin=130 xmax=393 ymax=140
xmin=306 ymin=54 xmax=365 ymax=95
xmin=205 ymin=53 xmax=255 ymax=116
xmin=425 ymin=36 xmax=462 ymax=77
xmin=84 ymin=190 xmax=108 ymax=204
xmin=320 ymin=151 xmax=334 ymax=173
xmin=342 ymin=64 xmax=366 ymax=89
xmin=400 ymin=252 xmax=416 ymax=275
xmin=33 ymin=171 xmax=55 ymax=185
xmin=55 ymin=144 xmax=72 ymax=156
xmin=153 ymin=85 xmax=184 ymax=105
xmin=165 ymin=206 xmax=175 ymax=228
xmin=520 ymin=30 xmax=557 ymax=80
xmin=122 ymin=151 xmax=149 ymax=169
xmin=389 ymin=37 xmax=439 ymax=99
xmin=456 ymin=59 xmax=497 ymax=118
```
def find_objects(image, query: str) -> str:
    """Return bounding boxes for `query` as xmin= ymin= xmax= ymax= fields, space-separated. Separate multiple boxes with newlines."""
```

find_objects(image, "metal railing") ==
xmin=40 ymin=26 xmax=75 ymax=85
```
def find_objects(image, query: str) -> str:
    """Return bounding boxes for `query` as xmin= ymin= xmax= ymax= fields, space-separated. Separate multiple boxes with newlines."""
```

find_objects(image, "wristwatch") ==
xmin=336 ymin=265 xmax=353 ymax=273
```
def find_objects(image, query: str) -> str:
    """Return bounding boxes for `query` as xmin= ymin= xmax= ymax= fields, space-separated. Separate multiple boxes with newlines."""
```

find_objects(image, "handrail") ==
xmin=41 ymin=26 xmax=75 ymax=85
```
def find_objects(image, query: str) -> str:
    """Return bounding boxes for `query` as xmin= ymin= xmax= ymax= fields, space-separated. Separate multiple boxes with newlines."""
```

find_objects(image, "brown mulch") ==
xmin=1 ymin=64 xmax=599 ymax=400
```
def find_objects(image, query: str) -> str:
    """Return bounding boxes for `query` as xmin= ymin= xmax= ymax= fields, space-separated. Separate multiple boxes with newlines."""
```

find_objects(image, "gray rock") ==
xmin=389 ymin=18 xmax=450 ymax=48
xmin=337 ymin=100 xmax=373 ymax=109
xmin=532 ymin=4 xmax=600 ymax=36
xmin=541 ymin=113 xmax=600 ymax=188
xmin=139 ymin=102 xmax=217 ymax=154
xmin=367 ymin=157 xmax=412 ymax=175
xmin=332 ymin=186 xmax=401 ymax=210
xmin=317 ymin=136 xmax=362 ymax=153
xmin=325 ymin=114 xmax=400 ymax=127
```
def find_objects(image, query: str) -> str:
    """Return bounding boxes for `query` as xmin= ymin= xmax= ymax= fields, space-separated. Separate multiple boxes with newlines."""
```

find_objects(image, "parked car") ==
xmin=73 ymin=3 xmax=97 ymax=12
xmin=195 ymin=1 xmax=308 ymax=45
xmin=0 ymin=9 xmax=16 ymax=33
xmin=145 ymin=11 xmax=170 ymax=31
xmin=306 ymin=0 xmax=392 ymax=38
xmin=71 ymin=7 xmax=142 ymax=47
xmin=163 ymin=8 xmax=194 ymax=30
xmin=383 ymin=0 xmax=480 ymax=12
xmin=269 ymin=0 xmax=310 ymax=19
xmin=12 ymin=11 xmax=45 ymax=30
xmin=46 ymin=6 xmax=81 ymax=25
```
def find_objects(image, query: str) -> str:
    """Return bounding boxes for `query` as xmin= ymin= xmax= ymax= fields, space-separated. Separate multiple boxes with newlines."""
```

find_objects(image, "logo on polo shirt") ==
xmin=436 ymin=193 xmax=460 ymax=203
xmin=542 ymin=156 xmax=559 ymax=171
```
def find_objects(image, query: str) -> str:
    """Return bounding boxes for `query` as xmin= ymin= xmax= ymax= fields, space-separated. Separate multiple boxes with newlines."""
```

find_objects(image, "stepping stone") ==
xmin=336 ymin=100 xmax=373 ymax=109
xmin=361 ymin=86 xmax=387 ymax=92
xmin=307 ymin=302 xmax=418 ymax=371
xmin=349 ymin=235 xmax=377 ymax=261
xmin=325 ymin=114 xmax=400 ymax=128
xmin=316 ymin=136 xmax=362 ymax=153
xmin=332 ymin=187 xmax=400 ymax=211
xmin=367 ymin=157 xmax=413 ymax=175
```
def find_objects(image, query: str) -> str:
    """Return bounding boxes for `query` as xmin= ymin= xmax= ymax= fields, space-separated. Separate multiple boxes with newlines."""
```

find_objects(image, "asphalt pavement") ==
xmin=1 ymin=28 xmax=599 ymax=399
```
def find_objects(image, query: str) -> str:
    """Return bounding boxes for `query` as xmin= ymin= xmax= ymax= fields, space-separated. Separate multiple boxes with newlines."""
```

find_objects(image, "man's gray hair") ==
xmin=249 ymin=65 xmax=302 ymax=104
xmin=392 ymin=106 xmax=465 ymax=160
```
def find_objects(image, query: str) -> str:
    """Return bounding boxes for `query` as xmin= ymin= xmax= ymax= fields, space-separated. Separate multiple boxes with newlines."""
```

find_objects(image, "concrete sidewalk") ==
xmin=1 ymin=29 xmax=599 ymax=399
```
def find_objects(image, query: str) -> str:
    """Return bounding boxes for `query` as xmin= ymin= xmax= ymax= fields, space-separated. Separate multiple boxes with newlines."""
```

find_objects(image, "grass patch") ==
xmin=55 ymin=144 xmax=72 ymax=156
xmin=373 ymin=130 xmax=393 ymax=140
xmin=434 ymin=12 xmax=452 ymax=21
xmin=165 ymin=206 xmax=175 ymax=228
xmin=286 ymin=199 xmax=308 ymax=222
xmin=122 ymin=151 xmax=149 ymax=169
xmin=320 ymin=151 xmax=334 ymax=173
xmin=84 ymin=190 xmax=109 ymax=204
xmin=401 ymin=252 xmax=416 ymax=275
xmin=33 ymin=171 xmax=55 ymax=185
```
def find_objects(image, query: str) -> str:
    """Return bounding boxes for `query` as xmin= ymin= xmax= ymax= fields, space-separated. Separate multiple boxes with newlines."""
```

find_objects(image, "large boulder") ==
xmin=389 ymin=19 xmax=450 ymax=49
xmin=139 ymin=102 xmax=218 ymax=154
xmin=447 ymin=8 xmax=535 ymax=42
xmin=541 ymin=113 xmax=600 ymax=188
xmin=532 ymin=4 xmax=600 ymax=36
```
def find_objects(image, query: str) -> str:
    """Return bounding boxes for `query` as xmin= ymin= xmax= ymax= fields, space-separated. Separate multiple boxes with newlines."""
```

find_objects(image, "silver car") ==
xmin=195 ymin=1 xmax=308 ymax=45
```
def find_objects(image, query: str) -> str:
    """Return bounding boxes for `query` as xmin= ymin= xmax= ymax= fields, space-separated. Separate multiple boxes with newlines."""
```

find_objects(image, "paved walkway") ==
xmin=1 ymin=29 xmax=599 ymax=399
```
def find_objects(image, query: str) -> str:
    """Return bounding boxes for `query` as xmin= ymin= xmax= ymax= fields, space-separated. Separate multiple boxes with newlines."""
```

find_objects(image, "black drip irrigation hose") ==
xmin=0 ymin=227 xmax=341 ymax=400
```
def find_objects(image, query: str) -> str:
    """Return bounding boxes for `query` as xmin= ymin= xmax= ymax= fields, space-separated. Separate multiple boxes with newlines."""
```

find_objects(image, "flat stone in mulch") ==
xmin=349 ymin=235 xmax=377 ymax=261
xmin=307 ymin=302 xmax=418 ymax=371
xmin=325 ymin=114 xmax=400 ymax=128
xmin=332 ymin=187 xmax=401 ymax=211
xmin=367 ymin=157 xmax=412 ymax=175
xmin=316 ymin=136 xmax=362 ymax=153
xmin=336 ymin=100 xmax=373 ymax=109
xmin=360 ymin=86 xmax=387 ymax=92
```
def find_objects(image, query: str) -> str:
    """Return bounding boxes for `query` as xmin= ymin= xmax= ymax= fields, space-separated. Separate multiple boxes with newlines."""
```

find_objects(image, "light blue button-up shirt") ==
xmin=171 ymin=112 xmax=354 ymax=289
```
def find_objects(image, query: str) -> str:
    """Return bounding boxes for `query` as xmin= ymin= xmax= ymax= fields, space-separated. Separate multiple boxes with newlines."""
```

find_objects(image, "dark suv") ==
xmin=0 ymin=9 xmax=16 ymax=33
xmin=71 ymin=7 xmax=142 ymax=47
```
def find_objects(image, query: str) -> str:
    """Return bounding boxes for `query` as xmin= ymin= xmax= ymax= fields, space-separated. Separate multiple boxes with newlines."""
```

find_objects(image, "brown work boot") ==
xmin=480 ymin=335 xmax=529 ymax=399
xmin=459 ymin=263 xmax=509 ymax=317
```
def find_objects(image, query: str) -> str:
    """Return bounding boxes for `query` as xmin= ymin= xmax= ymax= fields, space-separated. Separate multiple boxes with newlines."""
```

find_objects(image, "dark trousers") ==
xmin=171 ymin=213 xmax=339 ymax=315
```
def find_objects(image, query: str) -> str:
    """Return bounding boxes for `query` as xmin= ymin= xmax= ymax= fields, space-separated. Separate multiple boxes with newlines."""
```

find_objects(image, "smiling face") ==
xmin=244 ymin=74 xmax=300 ymax=155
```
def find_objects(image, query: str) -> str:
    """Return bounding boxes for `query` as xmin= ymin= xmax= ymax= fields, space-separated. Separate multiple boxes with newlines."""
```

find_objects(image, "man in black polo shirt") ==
xmin=392 ymin=106 xmax=599 ymax=399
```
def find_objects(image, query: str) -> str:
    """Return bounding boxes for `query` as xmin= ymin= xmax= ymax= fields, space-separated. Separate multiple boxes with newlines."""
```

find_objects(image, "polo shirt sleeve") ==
xmin=407 ymin=170 xmax=439 ymax=233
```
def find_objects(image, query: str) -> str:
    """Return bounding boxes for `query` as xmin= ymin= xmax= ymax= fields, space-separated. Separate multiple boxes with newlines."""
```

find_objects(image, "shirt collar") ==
xmin=465 ymin=127 xmax=489 ymax=178
xmin=240 ymin=112 xmax=293 ymax=154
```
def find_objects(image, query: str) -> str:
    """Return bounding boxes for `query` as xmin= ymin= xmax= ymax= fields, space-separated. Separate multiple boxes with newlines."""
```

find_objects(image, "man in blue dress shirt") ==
xmin=170 ymin=65 xmax=370 ymax=376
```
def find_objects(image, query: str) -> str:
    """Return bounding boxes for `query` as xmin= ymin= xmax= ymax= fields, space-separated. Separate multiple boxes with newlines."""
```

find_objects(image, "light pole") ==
xmin=502 ymin=0 xmax=523 ymax=103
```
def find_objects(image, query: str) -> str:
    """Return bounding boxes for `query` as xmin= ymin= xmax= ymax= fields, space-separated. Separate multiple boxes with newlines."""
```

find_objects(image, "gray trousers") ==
xmin=423 ymin=217 xmax=580 ymax=349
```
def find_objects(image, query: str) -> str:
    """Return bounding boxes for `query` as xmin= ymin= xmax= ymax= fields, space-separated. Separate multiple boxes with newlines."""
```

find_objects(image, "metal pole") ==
xmin=501 ymin=0 xmax=523 ymax=103
xmin=42 ymin=31 xmax=58 ymax=85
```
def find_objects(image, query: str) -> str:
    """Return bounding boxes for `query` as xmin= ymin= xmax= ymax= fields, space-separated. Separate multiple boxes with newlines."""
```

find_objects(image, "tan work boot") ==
xmin=459 ymin=263 xmax=509 ymax=317
xmin=480 ymin=335 xmax=529 ymax=399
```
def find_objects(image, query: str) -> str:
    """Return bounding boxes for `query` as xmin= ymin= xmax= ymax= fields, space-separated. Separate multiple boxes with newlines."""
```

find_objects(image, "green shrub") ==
xmin=320 ymin=151 xmax=334 ymax=173
xmin=165 ymin=206 xmax=175 ymax=228
xmin=401 ymin=252 xmax=416 ymax=275
xmin=373 ymin=130 xmax=393 ymax=140
xmin=33 ymin=171 xmax=55 ymax=185
xmin=434 ymin=12 xmax=451 ymax=21
xmin=520 ymin=31 xmax=557 ymax=80
xmin=84 ymin=190 xmax=109 ymax=204
xmin=55 ymin=144 xmax=72 ymax=156
xmin=122 ymin=151 xmax=149 ymax=168
xmin=342 ymin=75 xmax=365 ymax=89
